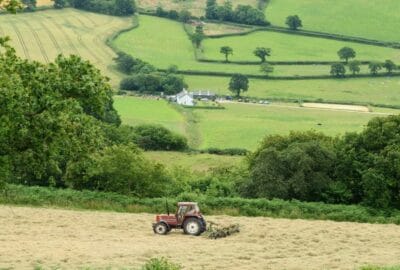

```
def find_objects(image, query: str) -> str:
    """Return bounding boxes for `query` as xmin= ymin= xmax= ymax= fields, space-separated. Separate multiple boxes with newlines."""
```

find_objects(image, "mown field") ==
xmin=0 ymin=8 xmax=132 ymax=86
xmin=115 ymin=96 xmax=400 ymax=150
xmin=202 ymin=31 xmax=400 ymax=62
xmin=265 ymin=0 xmax=400 ymax=42
xmin=2 ymin=206 xmax=400 ymax=270
xmin=185 ymin=75 xmax=400 ymax=106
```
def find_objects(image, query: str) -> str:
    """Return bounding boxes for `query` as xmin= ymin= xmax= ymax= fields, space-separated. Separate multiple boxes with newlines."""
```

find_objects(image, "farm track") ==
xmin=22 ymin=19 xmax=50 ymax=63
xmin=49 ymin=17 xmax=80 ymax=56
xmin=1 ymin=206 xmax=400 ymax=270
xmin=38 ymin=20 xmax=63 ymax=55
xmin=9 ymin=21 xmax=30 ymax=60
xmin=64 ymin=17 xmax=103 ymax=64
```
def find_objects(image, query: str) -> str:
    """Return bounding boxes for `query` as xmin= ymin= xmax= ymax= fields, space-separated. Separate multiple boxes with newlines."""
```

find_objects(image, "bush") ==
xmin=70 ymin=0 xmax=136 ymax=16
xmin=120 ymin=73 xmax=186 ymax=95
xmin=133 ymin=124 xmax=188 ymax=151
xmin=142 ymin=258 xmax=182 ymax=270
xmin=203 ymin=148 xmax=249 ymax=156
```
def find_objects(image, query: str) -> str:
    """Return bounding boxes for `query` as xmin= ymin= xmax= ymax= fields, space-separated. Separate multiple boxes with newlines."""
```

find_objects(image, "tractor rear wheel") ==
xmin=183 ymin=218 xmax=202 ymax=236
xmin=153 ymin=222 xmax=168 ymax=235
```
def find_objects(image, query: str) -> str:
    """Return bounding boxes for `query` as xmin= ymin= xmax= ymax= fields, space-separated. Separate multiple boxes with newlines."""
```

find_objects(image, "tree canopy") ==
xmin=229 ymin=74 xmax=249 ymax=97
xmin=285 ymin=15 xmax=302 ymax=30
xmin=220 ymin=46 xmax=233 ymax=62
xmin=337 ymin=47 xmax=356 ymax=63
xmin=253 ymin=47 xmax=271 ymax=63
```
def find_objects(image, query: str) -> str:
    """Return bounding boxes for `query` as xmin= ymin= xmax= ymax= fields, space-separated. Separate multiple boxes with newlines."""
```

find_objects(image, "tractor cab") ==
xmin=153 ymin=202 xmax=206 ymax=236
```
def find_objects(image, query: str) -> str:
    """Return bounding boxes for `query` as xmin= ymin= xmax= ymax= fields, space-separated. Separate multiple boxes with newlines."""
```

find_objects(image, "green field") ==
xmin=203 ymin=31 xmax=400 ymax=62
xmin=144 ymin=151 xmax=242 ymax=171
xmin=185 ymin=75 xmax=400 ymax=106
xmin=193 ymin=102 xmax=398 ymax=149
xmin=114 ymin=96 xmax=400 ymax=150
xmin=265 ymin=0 xmax=400 ymax=42
xmin=113 ymin=96 xmax=186 ymax=134
xmin=0 ymin=8 xmax=132 ymax=86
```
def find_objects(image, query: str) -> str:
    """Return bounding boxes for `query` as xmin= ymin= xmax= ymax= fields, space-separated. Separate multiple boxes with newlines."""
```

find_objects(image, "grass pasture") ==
xmin=0 ymin=8 xmax=132 ymax=85
xmin=202 ymin=31 xmax=400 ymax=62
xmin=185 ymin=75 xmax=400 ymax=107
xmin=113 ymin=96 xmax=186 ymax=134
xmin=265 ymin=0 xmax=400 ymax=42
xmin=2 ymin=205 xmax=400 ymax=270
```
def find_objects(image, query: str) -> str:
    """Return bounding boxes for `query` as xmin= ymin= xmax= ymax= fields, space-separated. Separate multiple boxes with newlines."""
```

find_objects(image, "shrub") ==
xmin=133 ymin=124 xmax=188 ymax=151
xmin=70 ymin=0 xmax=135 ymax=16
xmin=141 ymin=258 xmax=182 ymax=270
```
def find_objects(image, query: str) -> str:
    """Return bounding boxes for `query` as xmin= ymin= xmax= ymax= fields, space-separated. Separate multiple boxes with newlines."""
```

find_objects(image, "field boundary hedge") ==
xmin=105 ymin=15 xmax=140 ymax=54
xmin=197 ymin=59 xmax=372 ymax=66
xmin=2 ymin=185 xmax=400 ymax=224
xmin=204 ymin=20 xmax=400 ymax=49
xmin=157 ymin=68 xmax=400 ymax=81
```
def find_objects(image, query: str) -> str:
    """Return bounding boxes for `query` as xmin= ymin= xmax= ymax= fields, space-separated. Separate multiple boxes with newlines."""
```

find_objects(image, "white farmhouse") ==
xmin=176 ymin=89 xmax=194 ymax=106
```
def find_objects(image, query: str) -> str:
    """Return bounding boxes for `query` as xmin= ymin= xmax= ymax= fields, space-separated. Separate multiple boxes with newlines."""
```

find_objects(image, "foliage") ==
xmin=65 ymin=144 xmax=171 ymax=197
xmin=141 ymin=258 xmax=182 ymax=270
xmin=190 ymin=32 xmax=205 ymax=48
xmin=69 ymin=0 xmax=135 ymax=16
xmin=201 ymin=148 xmax=249 ymax=156
xmin=120 ymin=73 xmax=187 ymax=95
xmin=0 ymin=0 xmax=23 ymax=13
xmin=0 ymin=38 xmax=119 ymax=187
xmin=178 ymin=9 xmax=191 ymax=22
xmin=285 ymin=15 xmax=302 ymax=30
xmin=114 ymin=52 xmax=155 ymax=74
xmin=219 ymin=46 xmax=233 ymax=62
xmin=245 ymin=131 xmax=335 ymax=201
xmin=348 ymin=60 xmax=361 ymax=75
xmin=229 ymin=74 xmax=249 ymax=97
xmin=330 ymin=63 xmax=346 ymax=77
xmin=338 ymin=47 xmax=356 ymax=63
xmin=4 ymin=184 xmax=400 ymax=224
xmin=132 ymin=124 xmax=188 ymax=151
xmin=368 ymin=61 xmax=382 ymax=75
xmin=22 ymin=0 xmax=36 ymax=11
xmin=383 ymin=60 xmax=396 ymax=74
xmin=53 ymin=0 xmax=66 ymax=8
xmin=260 ymin=62 xmax=274 ymax=76
xmin=205 ymin=0 xmax=269 ymax=26
xmin=253 ymin=47 xmax=271 ymax=63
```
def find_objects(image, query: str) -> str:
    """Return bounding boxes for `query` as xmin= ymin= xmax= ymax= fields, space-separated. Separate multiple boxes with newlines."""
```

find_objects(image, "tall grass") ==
xmin=2 ymin=185 xmax=400 ymax=225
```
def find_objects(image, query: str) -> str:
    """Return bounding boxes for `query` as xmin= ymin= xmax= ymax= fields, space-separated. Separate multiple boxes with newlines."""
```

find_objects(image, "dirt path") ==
xmin=1 ymin=206 xmax=400 ymax=270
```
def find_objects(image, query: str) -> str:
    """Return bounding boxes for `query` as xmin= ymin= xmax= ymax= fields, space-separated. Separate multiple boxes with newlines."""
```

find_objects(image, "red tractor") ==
xmin=152 ymin=202 xmax=207 ymax=236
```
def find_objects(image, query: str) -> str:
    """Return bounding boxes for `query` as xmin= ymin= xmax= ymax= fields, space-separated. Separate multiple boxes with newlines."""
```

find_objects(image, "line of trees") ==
xmin=69 ymin=0 xmax=136 ymax=16
xmin=155 ymin=6 xmax=192 ymax=23
xmin=115 ymin=52 xmax=187 ymax=95
xmin=205 ymin=0 xmax=269 ymax=26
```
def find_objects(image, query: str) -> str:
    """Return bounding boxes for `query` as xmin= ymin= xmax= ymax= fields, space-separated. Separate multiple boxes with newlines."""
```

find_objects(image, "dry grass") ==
xmin=1 ymin=206 xmax=400 ymax=270
xmin=202 ymin=22 xmax=252 ymax=36
xmin=36 ymin=0 xmax=53 ymax=6
xmin=302 ymin=103 xmax=370 ymax=112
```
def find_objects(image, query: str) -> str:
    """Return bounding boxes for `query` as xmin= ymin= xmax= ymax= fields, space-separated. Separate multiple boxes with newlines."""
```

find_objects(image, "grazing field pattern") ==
xmin=1 ymin=206 xmax=400 ymax=270
xmin=0 ymin=8 xmax=132 ymax=85
xmin=265 ymin=0 xmax=400 ymax=42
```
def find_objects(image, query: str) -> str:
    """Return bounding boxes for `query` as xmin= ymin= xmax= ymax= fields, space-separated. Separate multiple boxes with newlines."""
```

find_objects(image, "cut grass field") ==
xmin=113 ymin=96 xmax=186 ymax=134
xmin=185 ymin=75 xmax=400 ymax=107
xmin=202 ymin=31 xmax=400 ymax=62
xmin=265 ymin=0 xmax=400 ymax=42
xmin=2 ymin=205 xmax=400 ymax=270
xmin=113 ymin=15 xmax=396 ymax=77
xmin=144 ymin=151 xmax=243 ymax=172
xmin=0 ymin=8 xmax=132 ymax=86
xmin=114 ymin=96 xmax=400 ymax=150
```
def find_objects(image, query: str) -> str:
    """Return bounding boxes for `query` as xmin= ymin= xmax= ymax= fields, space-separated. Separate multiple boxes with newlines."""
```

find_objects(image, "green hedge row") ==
xmin=105 ymin=15 xmax=140 ymax=54
xmin=2 ymin=185 xmax=400 ymax=224
xmin=157 ymin=68 xmax=400 ymax=81
xmin=197 ymin=59 xmax=371 ymax=66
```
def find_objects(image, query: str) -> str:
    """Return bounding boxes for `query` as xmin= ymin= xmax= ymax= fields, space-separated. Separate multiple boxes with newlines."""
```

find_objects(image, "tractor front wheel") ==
xmin=153 ymin=222 xmax=168 ymax=235
xmin=183 ymin=218 xmax=202 ymax=236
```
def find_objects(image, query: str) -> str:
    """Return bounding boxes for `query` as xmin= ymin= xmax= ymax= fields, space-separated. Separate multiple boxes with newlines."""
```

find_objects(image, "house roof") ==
xmin=190 ymin=90 xmax=216 ymax=96
xmin=177 ymin=90 xmax=193 ymax=99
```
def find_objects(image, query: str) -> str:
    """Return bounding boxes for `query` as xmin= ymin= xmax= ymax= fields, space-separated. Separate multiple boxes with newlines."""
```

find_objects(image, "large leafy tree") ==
xmin=220 ymin=46 xmax=233 ymax=62
xmin=229 ymin=74 xmax=248 ymax=97
xmin=0 ymin=38 xmax=119 ymax=187
xmin=285 ymin=15 xmax=302 ymax=30
xmin=368 ymin=62 xmax=382 ymax=75
xmin=0 ymin=0 xmax=22 ymax=12
xmin=330 ymin=63 xmax=346 ymax=77
xmin=348 ymin=60 xmax=361 ymax=75
xmin=383 ymin=60 xmax=396 ymax=74
xmin=253 ymin=47 xmax=271 ymax=63
xmin=338 ymin=47 xmax=356 ymax=63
